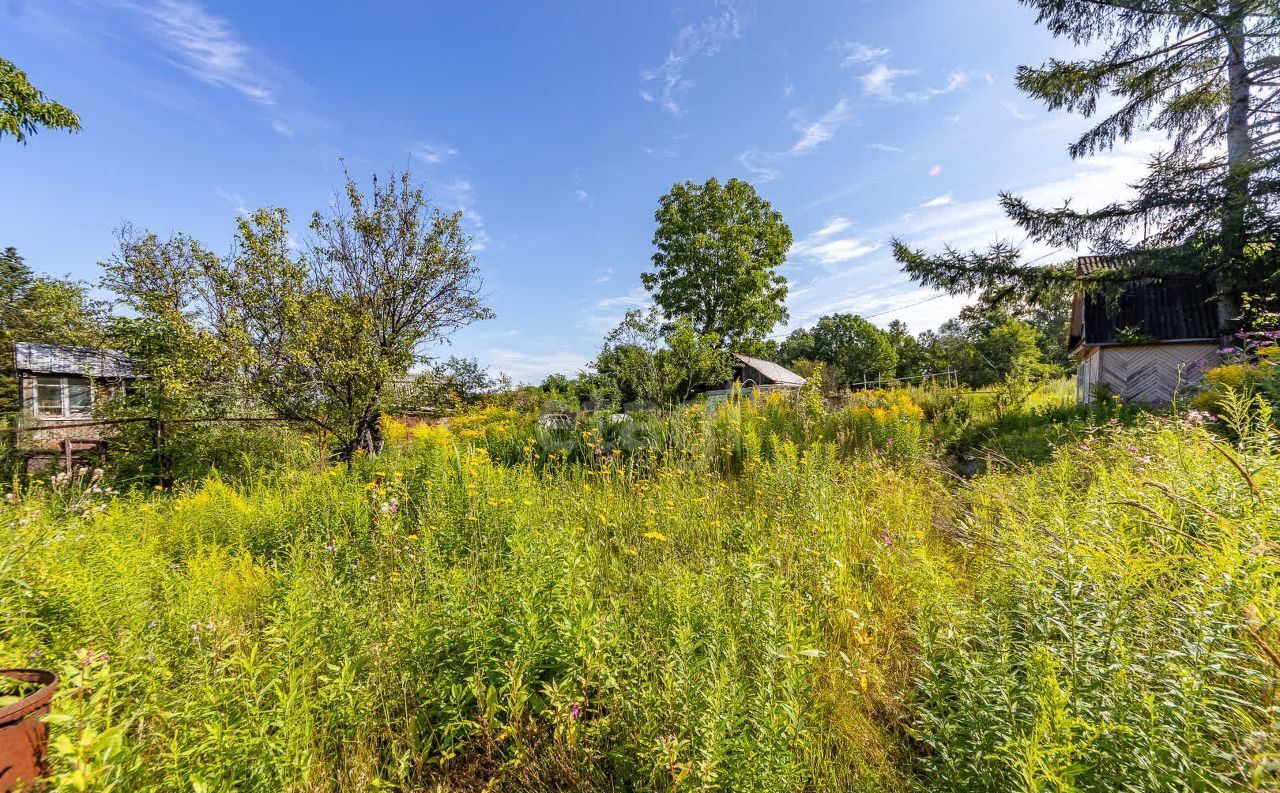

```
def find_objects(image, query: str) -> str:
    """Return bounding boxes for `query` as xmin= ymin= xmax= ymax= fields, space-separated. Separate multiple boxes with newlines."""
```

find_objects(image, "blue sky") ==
xmin=3 ymin=0 xmax=1155 ymax=381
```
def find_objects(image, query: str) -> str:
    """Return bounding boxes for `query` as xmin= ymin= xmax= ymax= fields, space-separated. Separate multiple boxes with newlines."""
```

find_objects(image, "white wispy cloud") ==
xmin=869 ymin=142 xmax=903 ymax=152
xmin=484 ymin=348 xmax=591 ymax=384
xmin=784 ymin=279 xmax=967 ymax=331
xmin=1001 ymin=100 xmax=1030 ymax=120
xmin=641 ymin=145 xmax=680 ymax=158
xmin=739 ymin=97 xmax=854 ymax=181
xmin=813 ymin=217 xmax=851 ymax=237
xmin=270 ymin=119 xmax=294 ymax=137
xmin=836 ymin=41 xmax=891 ymax=67
xmin=783 ymin=135 xmax=1163 ymax=333
xmin=135 ymin=0 xmax=274 ymax=105
xmin=922 ymin=192 xmax=953 ymax=207
xmin=901 ymin=70 xmax=974 ymax=103
xmin=738 ymin=151 xmax=783 ymax=182
xmin=639 ymin=0 xmax=748 ymax=116
xmin=789 ymin=216 xmax=879 ymax=265
xmin=575 ymin=188 xmax=593 ymax=206
xmin=790 ymin=98 xmax=852 ymax=154
xmin=215 ymin=187 xmax=249 ymax=215
xmin=436 ymin=178 xmax=491 ymax=253
xmin=860 ymin=63 xmax=917 ymax=100
xmin=409 ymin=142 xmax=458 ymax=165
xmin=582 ymin=288 xmax=650 ymax=334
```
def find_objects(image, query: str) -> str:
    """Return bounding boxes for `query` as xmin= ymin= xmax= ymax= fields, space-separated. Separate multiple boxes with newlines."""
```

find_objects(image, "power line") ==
xmin=863 ymin=292 xmax=950 ymax=319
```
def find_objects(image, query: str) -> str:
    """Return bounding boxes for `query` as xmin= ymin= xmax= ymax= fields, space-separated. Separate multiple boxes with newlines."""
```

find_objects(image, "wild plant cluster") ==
xmin=0 ymin=389 xmax=1276 ymax=792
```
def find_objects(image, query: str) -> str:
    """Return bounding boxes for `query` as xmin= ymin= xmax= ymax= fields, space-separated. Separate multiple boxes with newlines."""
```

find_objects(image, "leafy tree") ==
xmin=777 ymin=327 xmax=816 ymax=365
xmin=595 ymin=308 xmax=665 ymax=405
xmin=894 ymin=0 xmax=1280 ymax=321
xmin=431 ymin=356 xmax=496 ymax=404
xmin=2 ymin=247 xmax=104 ymax=348
xmin=644 ymin=177 xmax=792 ymax=348
xmin=980 ymin=318 xmax=1049 ymax=382
xmin=810 ymin=314 xmax=898 ymax=388
xmin=886 ymin=319 xmax=929 ymax=379
xmin=1 ymin=247 xmax=105 ymax=413
xmin=102 ymin=169 xmax=492 ymax=459
xmin=1 ymin=58 xmax=80 ymax=143
xmin=222 ymin=171 xmax=492 ymax=458
xmin=100 ymin=229 xmax=238 ymax=422
xmin=659 ymin=317 xmax=733 ymax=401
xmin=590 ymin=308 xmax=731 ymax=405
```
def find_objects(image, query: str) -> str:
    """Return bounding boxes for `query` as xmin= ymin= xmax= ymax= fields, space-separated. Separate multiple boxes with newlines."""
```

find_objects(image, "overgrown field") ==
xmin=2 ymin=393 xmax=1278 ymax=791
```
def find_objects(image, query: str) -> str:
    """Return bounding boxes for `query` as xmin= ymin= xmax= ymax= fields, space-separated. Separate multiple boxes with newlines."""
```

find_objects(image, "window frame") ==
xmin=31 ymin=375 xmax=95 ymax=420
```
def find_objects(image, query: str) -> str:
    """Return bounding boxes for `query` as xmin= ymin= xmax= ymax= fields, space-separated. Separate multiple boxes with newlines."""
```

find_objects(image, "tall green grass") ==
xmin=1 ymin=393 xmax=1277 ymax=791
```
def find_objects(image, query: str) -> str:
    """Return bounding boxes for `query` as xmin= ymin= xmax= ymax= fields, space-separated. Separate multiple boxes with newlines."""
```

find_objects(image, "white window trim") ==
xmin=32 ymin=376 xmax=95 ymax=420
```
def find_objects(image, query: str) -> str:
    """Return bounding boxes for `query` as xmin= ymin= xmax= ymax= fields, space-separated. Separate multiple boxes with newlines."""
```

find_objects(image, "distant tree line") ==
xmin=769 ymin=299 xmax=1069 ymax=392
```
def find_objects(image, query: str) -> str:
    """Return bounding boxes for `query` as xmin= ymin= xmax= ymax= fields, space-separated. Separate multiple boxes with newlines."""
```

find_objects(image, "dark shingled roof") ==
xmin=13 ymin=343 xmax=136 ymax=379
xmin=1069 ymin=256 xmax=1221 ymax=349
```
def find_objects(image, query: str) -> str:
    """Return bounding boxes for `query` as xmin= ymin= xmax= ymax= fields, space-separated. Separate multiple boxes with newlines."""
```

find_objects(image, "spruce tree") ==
xmin=893 ymin=0 xmax=1280 ymax=325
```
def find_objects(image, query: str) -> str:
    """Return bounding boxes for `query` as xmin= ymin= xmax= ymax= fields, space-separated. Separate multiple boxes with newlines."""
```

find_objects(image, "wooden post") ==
xmin=150 ymin=418 xmax=168 ymax=488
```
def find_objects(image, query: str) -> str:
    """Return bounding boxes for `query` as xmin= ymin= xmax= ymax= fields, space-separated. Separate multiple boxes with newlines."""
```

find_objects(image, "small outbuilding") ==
xmin=11 ymin=342 xmax=136 ymax=466
xmin=1068 ymin=256 xmax=1223 ymax=405
xmin=702 ymin=353 xmax=807 ymax=398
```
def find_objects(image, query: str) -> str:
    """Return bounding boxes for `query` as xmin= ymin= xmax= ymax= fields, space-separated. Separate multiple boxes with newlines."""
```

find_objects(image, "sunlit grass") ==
xmin=1 ymin=392 xmax=1276 ymax=791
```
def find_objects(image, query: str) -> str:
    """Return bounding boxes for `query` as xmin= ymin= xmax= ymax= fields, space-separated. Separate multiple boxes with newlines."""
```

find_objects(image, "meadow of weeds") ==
xmin=1 ymin=388 xmax=1277 ymax=791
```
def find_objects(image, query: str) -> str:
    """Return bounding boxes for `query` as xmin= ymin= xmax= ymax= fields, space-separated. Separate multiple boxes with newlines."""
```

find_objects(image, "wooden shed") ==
xmin=1068 ymin=257 xmax=1223 ymax=405
xmin=702 ymin=353 xmax=807 ymax=398
xmin=12 ymin=342 xmax=136 ymax=465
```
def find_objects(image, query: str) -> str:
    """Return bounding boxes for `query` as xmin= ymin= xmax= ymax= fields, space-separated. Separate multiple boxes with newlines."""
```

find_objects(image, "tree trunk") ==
xmin=1220 ymin=0 xmax=1251 ymax=329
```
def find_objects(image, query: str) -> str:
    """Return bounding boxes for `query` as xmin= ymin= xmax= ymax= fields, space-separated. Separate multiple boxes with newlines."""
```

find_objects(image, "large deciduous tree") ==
xmin=643 ymin=177 xmax=792 ymax=348
xmin=893 ymin=0 xmax=1280 ymax=323
xmin=1 ymin=58 xmax=80 ymax=143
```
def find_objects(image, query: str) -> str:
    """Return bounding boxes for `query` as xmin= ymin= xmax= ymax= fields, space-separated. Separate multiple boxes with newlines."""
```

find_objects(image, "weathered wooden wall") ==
xmin=1077 ymin=342 xmax=1219 ymax=405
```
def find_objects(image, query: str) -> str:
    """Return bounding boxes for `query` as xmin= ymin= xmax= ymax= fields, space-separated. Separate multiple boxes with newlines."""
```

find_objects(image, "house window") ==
xmin=32 ymin=376 xmax=94 ymax=418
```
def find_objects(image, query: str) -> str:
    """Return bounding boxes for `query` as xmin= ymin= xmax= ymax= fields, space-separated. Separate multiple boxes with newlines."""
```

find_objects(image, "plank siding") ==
xmin=1077 ymin=343 xmax=1219 ymax=405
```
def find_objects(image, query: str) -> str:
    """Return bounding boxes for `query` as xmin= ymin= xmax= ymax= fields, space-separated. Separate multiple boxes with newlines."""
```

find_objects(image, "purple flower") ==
xmin=879 ymin=532 xmax=894 ymax=547
xmin=570 ymin=703 xmax=581 ymax=720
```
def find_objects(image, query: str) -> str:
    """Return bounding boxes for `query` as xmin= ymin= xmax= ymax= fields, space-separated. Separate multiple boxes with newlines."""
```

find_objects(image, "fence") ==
xmin=843 ymin=370 xmax=960 ymax=391
xmin=1 ymin=415 xmax=300 ymax=483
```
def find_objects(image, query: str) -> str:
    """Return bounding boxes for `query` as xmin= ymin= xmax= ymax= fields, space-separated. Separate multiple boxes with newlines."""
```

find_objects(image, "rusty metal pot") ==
xmin=0 ymin=669 xmax=58 ymax=792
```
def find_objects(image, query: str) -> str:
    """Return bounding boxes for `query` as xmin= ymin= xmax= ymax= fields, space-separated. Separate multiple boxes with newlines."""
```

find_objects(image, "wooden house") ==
xmin=1068 ymin=257 xmax=1223 ymax=405
xmin=12 ymin=342 xmax=136 ymax=467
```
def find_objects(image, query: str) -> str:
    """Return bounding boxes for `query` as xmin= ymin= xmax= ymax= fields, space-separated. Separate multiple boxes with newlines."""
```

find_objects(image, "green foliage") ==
xmin=99 ymin=168 xmax=493 ymax=460
xmin=810 ymin=314 xmax=898 ymax=387
xmin=644 ymin=177 xmax=792 ymax=348
xmin=660 ymin=317 xmax=733 ymax=401
xmin=894 ymin=1 xmax=1280 ymax=307
xmin=3 ymin=393 xmax=1279 ymax=791
xmin=0 ymin=247 xmax=105 ymax=415
xmin=587 ymin=309 xmax=732 ymax=406
xmin=915 ymin=413 xmax=1280 ymax=791
xmin=100 ymin=228 xmax=239 ymax=422
xmin=0 ymin=58 xmax=80 ymax=144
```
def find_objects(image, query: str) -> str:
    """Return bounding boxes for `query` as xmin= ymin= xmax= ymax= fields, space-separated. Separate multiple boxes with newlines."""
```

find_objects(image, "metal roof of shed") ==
xmin=732 ymin=353 xmax=806 ymax=387
xmin=13 ymin=342 xmax=136 ymax=379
